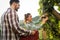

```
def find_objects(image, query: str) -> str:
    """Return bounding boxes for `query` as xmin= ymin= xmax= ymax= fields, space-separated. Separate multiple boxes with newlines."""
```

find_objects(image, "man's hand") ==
xmin=31 ymin=31 xmax=36 ymax=35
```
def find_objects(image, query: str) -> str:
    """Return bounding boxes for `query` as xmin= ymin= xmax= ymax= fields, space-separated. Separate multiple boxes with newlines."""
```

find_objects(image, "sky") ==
xmin=0 ymin=0 xmax=39 ymax=20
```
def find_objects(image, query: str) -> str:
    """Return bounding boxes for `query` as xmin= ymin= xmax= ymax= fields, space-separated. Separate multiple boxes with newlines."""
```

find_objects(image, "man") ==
xmin=1 ymin=0 xmax=35 ymax=40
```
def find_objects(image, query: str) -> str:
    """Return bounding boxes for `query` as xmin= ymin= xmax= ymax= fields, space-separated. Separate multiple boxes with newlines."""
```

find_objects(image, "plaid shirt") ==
xmin=1 ymin=8 xmax=31 ymax=40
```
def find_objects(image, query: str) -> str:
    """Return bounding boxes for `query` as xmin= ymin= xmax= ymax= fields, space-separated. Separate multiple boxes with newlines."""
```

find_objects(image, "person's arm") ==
xmin=7 ymin=10 xmax=32 ymax=36
xmin=32 ymin=16 xmax=41 ymax=24
xmin=32 ymin=16 xmax=48 ymax=30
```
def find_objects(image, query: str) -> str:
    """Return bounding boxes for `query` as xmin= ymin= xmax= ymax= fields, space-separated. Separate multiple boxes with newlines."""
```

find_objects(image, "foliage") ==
xmin=38 ymin=0 xmax=60 ymax=39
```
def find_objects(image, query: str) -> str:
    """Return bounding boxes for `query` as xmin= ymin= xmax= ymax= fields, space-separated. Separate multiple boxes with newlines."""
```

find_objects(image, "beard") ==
xmin=15 ymin=7 xmax=19 ymax=11
xmin=15 ymin=8 xmax=18 ymax=11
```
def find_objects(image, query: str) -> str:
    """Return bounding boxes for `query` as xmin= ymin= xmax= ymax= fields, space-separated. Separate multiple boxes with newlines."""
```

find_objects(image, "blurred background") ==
xmin=0 ymin=0 xmax=60 ymax=40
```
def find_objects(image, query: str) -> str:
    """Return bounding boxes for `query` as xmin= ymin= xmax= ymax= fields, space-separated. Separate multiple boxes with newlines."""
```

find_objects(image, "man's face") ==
xmin=14 ymin=2 xmax=20 ymax=11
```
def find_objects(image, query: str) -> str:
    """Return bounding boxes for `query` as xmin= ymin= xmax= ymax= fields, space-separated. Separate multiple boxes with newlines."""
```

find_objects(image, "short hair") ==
xmin=10 ymin=0 xmax=20 ymax=5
